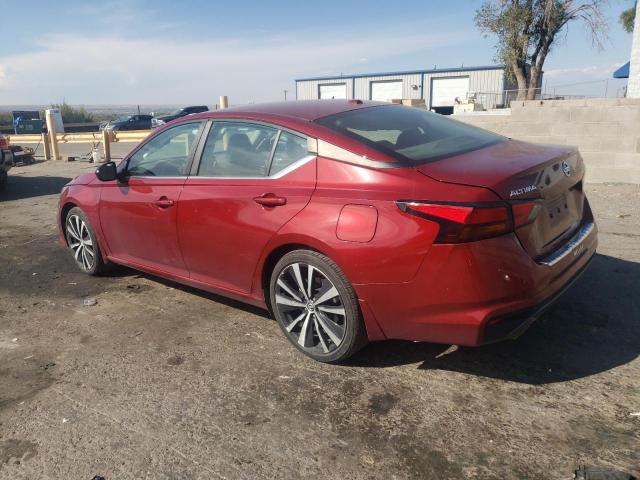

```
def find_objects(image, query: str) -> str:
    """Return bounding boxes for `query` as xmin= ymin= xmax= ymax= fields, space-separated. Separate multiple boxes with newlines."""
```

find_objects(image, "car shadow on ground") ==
xmin=1 ymin=174 xmax=72 ymax=201
xmin=105 ymin=265 xmax=272 ymax=319
xmin=347 ymin=253 xmax=640 ymax=385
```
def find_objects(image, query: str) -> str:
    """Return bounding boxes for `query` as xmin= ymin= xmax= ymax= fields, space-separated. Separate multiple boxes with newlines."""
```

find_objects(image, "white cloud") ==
xmin=0 ymin=27 xmax=473 ymax=105
xmin=541 ymin=63 xmax=628 ymax=97
xmin=543 ymin=63 xmax=623 ymax=80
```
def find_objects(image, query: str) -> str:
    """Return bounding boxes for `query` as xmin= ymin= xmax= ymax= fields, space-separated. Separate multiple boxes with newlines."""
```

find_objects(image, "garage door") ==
xmin=319 ymin=84 xmax=347 ymax=99
xmin=370 ymin=81 xmax=403 ymax=102
xmin=431 ymin=77 xmax=470 ymax=107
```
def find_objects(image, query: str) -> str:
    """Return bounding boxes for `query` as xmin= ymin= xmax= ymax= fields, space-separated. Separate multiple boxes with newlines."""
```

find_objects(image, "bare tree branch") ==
xmin=475 ymin=1 xmax=609 ymax=100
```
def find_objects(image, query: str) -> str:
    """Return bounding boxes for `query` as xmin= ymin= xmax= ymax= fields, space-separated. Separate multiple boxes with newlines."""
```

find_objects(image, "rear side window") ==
xmin=270 ymin=131 xmax=309 ymax=175
xmin=198 ymin=123 xmax=278 ymax=177
xmin=316 ymin=105 xmax=504 ymax=164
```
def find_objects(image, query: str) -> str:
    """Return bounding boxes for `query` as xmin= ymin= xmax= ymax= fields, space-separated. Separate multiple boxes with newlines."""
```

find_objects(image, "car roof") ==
xmin=194 ymin=100 xmax=387 ymax=122
xmin=173 ymin=100 xmax=402 ymax=166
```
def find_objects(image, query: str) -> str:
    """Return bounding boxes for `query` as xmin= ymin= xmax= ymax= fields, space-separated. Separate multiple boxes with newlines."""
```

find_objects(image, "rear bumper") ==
xmin=481 ymin=251 xmax=593 ymax=344
xmin=1 ymin=149 xmax=13 ymax=170
xmin=354 ymin=218 xmax=598 ymax=346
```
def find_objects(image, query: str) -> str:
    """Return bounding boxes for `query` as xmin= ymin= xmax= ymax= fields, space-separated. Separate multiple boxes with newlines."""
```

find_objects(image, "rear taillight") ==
xmin=397 ymin=201 xmax=512 ymax=243
xmin=0 ymin=136 xmax=7 ymax=149
xmin=511 ymin=200 xmax=542 ymax=227
xmin=398 ymin=199 xmax=543 ymax=243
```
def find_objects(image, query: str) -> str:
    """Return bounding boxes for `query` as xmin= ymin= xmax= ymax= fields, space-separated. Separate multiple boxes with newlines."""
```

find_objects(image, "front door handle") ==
xmin=253 ymin=193 xmax=287 ymax=207
xmin=153 ymin=197 xmax=175 ymax=208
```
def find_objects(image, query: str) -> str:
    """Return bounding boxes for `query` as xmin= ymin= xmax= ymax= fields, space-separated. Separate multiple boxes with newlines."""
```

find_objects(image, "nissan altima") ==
xmin=57 ymin=100 xmax=597 ymax=362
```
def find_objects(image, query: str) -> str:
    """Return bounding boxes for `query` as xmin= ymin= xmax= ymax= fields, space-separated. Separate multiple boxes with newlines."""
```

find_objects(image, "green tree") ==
xmin=475 ymin=1 xmax=608 ymax=100
xmin=620 ymin=2 xmax=636 ymax=33
xmin=50 ymin=101 xmax=94 ymax=123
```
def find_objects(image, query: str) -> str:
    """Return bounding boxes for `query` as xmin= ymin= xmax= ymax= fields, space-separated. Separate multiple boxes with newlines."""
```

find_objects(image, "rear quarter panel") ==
xmin=253 ymin=157 xmax=502 ymax=292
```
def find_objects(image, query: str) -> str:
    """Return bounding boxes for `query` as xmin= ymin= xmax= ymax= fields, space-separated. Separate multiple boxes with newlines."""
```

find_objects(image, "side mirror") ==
xmin=95 ymin=161 xmax=118 ymax=181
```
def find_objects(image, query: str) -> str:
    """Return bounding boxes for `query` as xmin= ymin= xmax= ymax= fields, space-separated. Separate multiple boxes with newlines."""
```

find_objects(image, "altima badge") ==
xmin=561 ymin=161 xmax=571 ymax=177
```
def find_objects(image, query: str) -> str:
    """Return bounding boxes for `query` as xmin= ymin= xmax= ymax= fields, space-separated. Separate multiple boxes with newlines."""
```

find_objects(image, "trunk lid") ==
xmin=416 ymin=139 xmax=586 ymax=259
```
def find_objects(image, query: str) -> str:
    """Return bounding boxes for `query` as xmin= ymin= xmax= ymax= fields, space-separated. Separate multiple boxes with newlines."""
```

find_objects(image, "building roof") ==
xmin=295 ymin=65 xmax=505 ymax=82
xmin=613 ymin=62 xmax=630 ymax=79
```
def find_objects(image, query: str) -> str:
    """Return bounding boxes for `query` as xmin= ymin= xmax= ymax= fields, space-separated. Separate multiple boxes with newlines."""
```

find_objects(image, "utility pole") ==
xmin=283 ymin=90 xmax=288 ymax=101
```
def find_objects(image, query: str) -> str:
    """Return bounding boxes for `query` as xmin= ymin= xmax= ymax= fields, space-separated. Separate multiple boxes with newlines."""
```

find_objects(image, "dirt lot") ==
xmin=0 ymin=160 xmax=638 ymax=480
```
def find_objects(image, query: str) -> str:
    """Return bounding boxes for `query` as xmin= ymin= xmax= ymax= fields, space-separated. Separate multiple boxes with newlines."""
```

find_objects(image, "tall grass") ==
xmin=50 ymin=102 xmax=94 ymax=123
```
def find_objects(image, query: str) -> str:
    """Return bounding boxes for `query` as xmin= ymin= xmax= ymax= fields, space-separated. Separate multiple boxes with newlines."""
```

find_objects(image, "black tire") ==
xmin=64 ymin=207 xmax=107 ymax=275
xmin=0 ymin=171 xmax=7 ymax=191
xmin=269 ymin=250 xmax=367 ymax=363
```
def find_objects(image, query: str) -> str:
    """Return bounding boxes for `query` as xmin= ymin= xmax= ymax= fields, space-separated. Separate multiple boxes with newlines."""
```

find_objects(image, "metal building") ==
xmin=295 ymin=65 xmax=514 ymax=114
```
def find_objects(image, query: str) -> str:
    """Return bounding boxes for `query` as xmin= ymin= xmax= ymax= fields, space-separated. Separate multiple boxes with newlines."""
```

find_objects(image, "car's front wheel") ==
xmin=65 ymin=207 xmax=106 ymax=275
xmin=270 ymin=250 xmax=367 ymax=363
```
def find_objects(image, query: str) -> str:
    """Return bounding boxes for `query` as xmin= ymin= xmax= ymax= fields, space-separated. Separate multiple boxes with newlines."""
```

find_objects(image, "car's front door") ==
xmin=178 ymin=121 xmax=317 ymax=294
xmin=99 ymin=121 xmax=204 ymax=277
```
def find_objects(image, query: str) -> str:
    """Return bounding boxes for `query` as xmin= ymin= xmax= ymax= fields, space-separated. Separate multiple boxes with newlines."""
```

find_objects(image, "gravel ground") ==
xmin=0 ymin=160 xmax=638 ymax=480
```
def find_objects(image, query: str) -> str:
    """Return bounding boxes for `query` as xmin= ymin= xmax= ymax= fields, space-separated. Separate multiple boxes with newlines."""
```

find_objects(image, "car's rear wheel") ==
xmin=270 ymin=250 xmax=367 ymax=363
xmin=0 ymin=171 xmax=7 ymax=191
xmin=65 ymin=207 xmax=106 ymax=275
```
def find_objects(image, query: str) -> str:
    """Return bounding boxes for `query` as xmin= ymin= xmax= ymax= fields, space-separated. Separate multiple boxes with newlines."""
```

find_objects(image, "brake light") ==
xmin=0 ymin=136 xmax=7 ymax=149
xmin=397 ymin=201 xmax=512 ymax=243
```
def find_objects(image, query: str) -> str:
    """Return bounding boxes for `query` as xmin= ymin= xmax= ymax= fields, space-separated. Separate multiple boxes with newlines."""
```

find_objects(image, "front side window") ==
xmin=198 ymin=123 xmax=278 ymax=177
xmin=316 ymin=105 xmax=504 ymax=164
xmin=127 ymin=122 xmax=202 ymax=177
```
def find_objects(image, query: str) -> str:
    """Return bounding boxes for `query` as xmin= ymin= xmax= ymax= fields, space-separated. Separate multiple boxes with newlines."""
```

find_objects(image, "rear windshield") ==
xmin=316 ymin=105 xmax=504 ymax=164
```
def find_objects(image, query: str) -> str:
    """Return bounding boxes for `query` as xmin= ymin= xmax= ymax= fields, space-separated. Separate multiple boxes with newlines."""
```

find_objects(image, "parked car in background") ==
xmin=151 ymin=106 xmax=209 ymax=128
xmin=0 ymin=133 xmax=13 ymax=190
xmin=57 ymin=100 xmax=597 ymax=363
xmin=10 ymin=145 xmax=35 ymax=166
xmin=101 ymin=114 xmax=153 ymax=131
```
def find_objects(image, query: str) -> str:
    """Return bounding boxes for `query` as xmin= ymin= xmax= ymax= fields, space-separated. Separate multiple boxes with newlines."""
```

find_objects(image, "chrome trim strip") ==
xmin=537 ymin=222 xmax=595 ymax=267
xmin=193 ymin=154 xmax=316 ymax=181
xmin=127 ymin=155 xmax=316 ymax=181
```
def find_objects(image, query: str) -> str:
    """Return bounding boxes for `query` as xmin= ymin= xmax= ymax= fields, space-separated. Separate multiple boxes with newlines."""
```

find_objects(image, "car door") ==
xmin=99 ymin=121 xmax=205 ymax=277
xmin=138 ymin=115 xmax=152 ymax=130
xmin=178 ymin=121 xmax=317 ymax=294
xmin=124 ymin=116 xmax=137 ymax=131
xmin=131 ymin=115 xmax=144 ymax=130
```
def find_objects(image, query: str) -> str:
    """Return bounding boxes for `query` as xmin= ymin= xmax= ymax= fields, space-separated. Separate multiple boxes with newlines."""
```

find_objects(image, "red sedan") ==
xmin=57 ymin=100 xmax=597 ymax=362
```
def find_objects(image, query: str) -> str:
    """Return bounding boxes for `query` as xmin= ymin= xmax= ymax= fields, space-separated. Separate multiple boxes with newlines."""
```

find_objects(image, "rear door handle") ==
xmin=153 ymin=197 xmax=175 ymax=208
xmin=253 ymin=193 xmax=287 ymax=207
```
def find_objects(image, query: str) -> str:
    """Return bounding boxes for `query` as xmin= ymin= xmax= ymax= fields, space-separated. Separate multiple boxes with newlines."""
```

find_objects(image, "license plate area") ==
xmin=545 ymin=193 xmax=570 ymax=226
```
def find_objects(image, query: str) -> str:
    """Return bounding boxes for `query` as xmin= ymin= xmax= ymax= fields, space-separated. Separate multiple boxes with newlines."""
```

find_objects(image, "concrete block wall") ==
xmin=454 ymin=98 xmax=640 ymax=183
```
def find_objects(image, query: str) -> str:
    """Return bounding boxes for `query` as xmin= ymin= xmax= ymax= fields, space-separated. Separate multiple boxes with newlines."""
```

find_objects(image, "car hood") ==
xmin=66 ymin=172 xmax=97 ymax=186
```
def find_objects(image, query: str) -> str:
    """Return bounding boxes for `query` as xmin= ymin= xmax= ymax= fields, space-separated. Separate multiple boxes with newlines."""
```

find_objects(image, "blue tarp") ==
xmin=613 ymin=62 xmax=630 ymax=79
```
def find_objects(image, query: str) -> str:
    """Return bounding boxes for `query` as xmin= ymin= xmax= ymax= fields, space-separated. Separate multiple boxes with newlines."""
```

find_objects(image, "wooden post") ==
xmin=41 ymin=133 xmax=51 ymax=160
xmin=102 ymin=129 xmax=111 ymax=162
xmin=219 ymin=95 xmax=229 ymax=109
xmin=45 ymin=111 xmax=59 ymax=160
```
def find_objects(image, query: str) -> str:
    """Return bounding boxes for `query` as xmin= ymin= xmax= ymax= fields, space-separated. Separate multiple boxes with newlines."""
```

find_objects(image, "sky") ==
xmin=0 ymin=0 xmax=635 ymax=105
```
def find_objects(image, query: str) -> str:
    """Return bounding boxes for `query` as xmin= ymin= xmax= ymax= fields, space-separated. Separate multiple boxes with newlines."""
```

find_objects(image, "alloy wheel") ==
xmin=66 ymin=214 xmax=95 ymax=271
xmin=274 ymin=262 xmax=347 ymax=355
